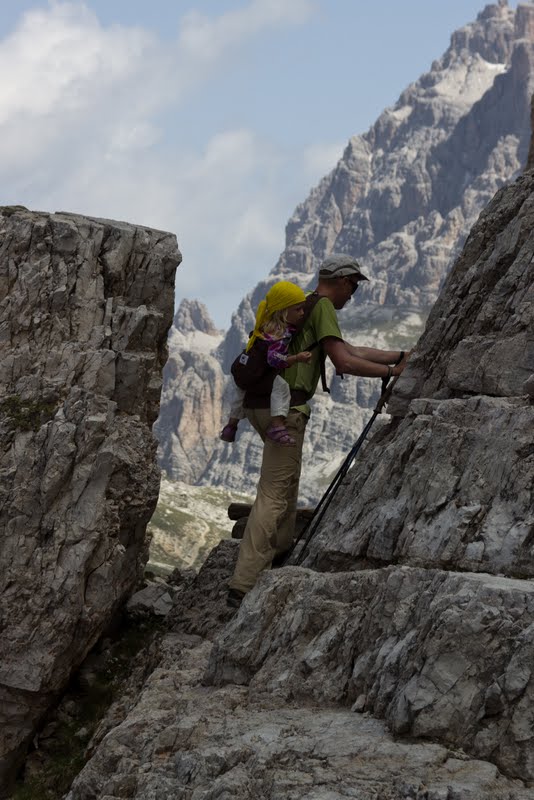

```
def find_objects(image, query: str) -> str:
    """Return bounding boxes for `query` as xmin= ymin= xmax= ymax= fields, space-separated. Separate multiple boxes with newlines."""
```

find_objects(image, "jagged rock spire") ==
xmin=173 ymin=298 xmax=220 ymax=335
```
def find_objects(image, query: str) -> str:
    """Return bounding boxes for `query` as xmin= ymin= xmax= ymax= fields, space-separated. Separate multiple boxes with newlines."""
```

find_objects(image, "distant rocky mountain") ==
xmin=154 ymin=300 xmax=226 ymax=484
xmin=158 ymin=1 xmax=534 ymax=503
xmin=173 ymin=298 xmax=220 ymax=335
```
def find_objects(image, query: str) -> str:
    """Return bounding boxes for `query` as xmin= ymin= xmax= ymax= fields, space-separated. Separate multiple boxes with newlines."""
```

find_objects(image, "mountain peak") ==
xmin=436 ymin=3 xmax=513 ymax=76
xmin=173 ymin=299 xmax=220 ymax=336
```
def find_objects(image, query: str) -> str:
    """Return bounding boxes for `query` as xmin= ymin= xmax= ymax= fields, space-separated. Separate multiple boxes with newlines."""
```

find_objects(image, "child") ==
xmin=220 ymin=281 xmax=312 ymax=446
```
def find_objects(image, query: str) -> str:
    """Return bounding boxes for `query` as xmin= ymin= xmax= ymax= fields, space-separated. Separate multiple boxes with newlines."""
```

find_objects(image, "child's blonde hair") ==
xmin=245 ymin=280 xmax=306 ymax=353
xmin=261 ymin=308 xmax=290 ymax=340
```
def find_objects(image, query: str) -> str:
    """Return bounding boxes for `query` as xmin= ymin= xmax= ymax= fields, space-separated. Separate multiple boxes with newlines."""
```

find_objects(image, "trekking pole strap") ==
xmin=375 ymin=373 xmax=399 ymax=414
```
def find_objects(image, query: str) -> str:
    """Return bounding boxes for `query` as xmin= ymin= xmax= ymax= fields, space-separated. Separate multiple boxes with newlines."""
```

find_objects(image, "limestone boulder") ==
xmin=303 ymin=169 xmax=534 ymax=578
xmin=65 ymin=558 xmax=534 ymax=800
xmin=0 ymin=207 xmax=180 ymax=785
xmin=302 ymin=395 xmax=534 ymax=577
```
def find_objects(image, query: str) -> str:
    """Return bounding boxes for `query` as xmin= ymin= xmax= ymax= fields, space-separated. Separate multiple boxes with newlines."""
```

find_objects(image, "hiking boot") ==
xmin=227 ymin=588 xmax=245 ymax=608
xmin=272 ymin=551 xmax=288 ymax=569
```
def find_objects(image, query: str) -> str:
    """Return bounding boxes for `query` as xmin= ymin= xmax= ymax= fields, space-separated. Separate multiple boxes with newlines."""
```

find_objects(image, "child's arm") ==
xmin=266 ymin=336 xmax=312 ymax=368
xmin=286 ymin=350 xmax=312 ymax=366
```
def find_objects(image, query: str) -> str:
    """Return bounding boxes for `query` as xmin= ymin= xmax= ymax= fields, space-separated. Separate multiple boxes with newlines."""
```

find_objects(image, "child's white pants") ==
xmin=270 ymin=375 xmax=290 ymax=418
xmin=228 ymin=375 xmax=290 ymax=420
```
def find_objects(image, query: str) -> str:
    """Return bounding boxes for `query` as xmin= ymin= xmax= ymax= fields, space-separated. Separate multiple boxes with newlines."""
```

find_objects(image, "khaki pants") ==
xmin=229 ymin=408 xmax=308 ymax=594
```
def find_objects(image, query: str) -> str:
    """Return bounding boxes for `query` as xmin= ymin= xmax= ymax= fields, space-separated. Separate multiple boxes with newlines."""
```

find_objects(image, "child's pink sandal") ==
xmin=220 ymin=423 xmax=238 ymax=442
xmin=266 ymin=424 xmax=295 ymax=446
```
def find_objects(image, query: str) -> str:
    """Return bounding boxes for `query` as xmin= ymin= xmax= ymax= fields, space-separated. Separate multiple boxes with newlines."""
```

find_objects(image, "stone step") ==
xmin=304 ymin=396 xmax=534 ymax=580
xmin=65 ymin=631 xmax=534 ymax=800
xmin=206 ymin=564 xmax=534 ymax=782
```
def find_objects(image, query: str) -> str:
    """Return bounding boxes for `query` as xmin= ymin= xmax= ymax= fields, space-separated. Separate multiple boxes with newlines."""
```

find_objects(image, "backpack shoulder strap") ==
xmin=295 ymin=291 xmax=321 ymax=334
xmin=293 ymin=291 xmax=330 ymax=395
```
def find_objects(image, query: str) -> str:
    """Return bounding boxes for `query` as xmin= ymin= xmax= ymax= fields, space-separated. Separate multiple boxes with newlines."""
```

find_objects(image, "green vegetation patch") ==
xmin=147 ymin=479 xmax=254 ymax=571
xmin=0 ymin=205 xmax=28 ymax=217
xmin=1 ymin=396 xmax=57 ymax=432
xmin=150 ymin=505 xmax=193 ymax=535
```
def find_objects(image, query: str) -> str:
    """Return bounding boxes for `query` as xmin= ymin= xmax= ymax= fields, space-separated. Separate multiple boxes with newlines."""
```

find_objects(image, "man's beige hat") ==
xmin=318 ymin=254 xmax=369 ymax=281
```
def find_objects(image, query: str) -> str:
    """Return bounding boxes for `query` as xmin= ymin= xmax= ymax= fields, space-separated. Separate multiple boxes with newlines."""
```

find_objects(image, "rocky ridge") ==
xmin=66 ymin=601 xmax=534 ymax=799
xmin=158 ymin=1 xmax=534 ymax=503
xmin=207 ymin=143 xmax=534 ymax=781
xmin=0 ymin=208 xmax=180 ymax=789
xmin=300 ymin=167 xmax=534 ymax=578
xmin=65 ymin=162 xmax=534 ymax=796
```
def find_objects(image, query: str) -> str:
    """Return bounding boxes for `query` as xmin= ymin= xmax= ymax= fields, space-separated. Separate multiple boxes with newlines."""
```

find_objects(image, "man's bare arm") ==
xmin=344 ymin=342 xmax=403 ymax=364
xmin=322 ymin=338 xmax=407 ymax=378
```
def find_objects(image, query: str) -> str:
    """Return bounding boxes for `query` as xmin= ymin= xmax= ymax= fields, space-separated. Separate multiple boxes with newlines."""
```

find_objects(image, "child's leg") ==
xmin=266 ymin=376 xmax=295 ymax=446
xmin=270 ymin=375 xmax=290 ymax=419
xmin=221 ymin=383 xmax=245 ymax=442
xmin=228 ymin=384 xmax=246 ymax=421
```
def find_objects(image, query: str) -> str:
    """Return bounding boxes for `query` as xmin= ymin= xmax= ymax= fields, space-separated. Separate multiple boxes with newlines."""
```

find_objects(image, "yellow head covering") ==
xmin=245 ymin=281 xmax=306 ymax=352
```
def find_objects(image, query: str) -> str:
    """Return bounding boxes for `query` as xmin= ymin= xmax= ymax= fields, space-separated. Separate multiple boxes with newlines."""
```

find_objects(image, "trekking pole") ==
xmin=283 ymin=374 xmax=399 ymax=567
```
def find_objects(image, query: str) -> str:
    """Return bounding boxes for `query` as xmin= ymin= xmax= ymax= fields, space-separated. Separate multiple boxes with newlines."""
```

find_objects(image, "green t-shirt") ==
xmin=283 ymin=296 xmax=342 ymax=415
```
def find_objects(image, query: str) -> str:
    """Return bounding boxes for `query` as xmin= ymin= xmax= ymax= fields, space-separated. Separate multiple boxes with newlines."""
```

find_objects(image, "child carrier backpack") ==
xmin=230 ymin=292 xmax=330 ymax=398
xmin=230 ymin=338 xmax=275 ymax=393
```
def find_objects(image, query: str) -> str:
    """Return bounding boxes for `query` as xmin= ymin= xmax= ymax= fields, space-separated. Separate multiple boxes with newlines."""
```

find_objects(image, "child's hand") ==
xmin=297 ymin=350 xmax=312 ymax=364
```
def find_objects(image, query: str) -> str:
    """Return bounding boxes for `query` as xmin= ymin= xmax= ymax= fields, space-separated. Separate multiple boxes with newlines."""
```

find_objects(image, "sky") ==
xmin=0 ymin=0 xmax=519 ymax=328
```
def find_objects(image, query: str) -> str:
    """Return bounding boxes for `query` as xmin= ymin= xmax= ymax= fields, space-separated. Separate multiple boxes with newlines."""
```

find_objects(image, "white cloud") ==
xmin=302 ymin=141 xmax=345 ymax=183
xmin=0 ymin=3 xmax=154 ymax=123
xmin=0 ymin=0 xmax=316 ymax=169
xmin=228 ymin=206 xmax=282 ymax=256
xmin=184 ymin=129 xmax=263 ymax=179
xmin=179 ymin=0 xmax=314 ymax=62
xmin=0 ymin=2 xmax=163 ymax=178
xmin=107 ymin=122 xmax=161 ymax=155
xmin=0 ymin=0 xmax=318 ymax=325
xmin=169 ymin=129 xmax=287 ymax=312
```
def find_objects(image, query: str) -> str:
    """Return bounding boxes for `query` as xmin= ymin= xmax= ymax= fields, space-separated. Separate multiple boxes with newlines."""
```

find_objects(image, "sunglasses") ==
xmin=345 ymin=277 xmax=360 ymax=294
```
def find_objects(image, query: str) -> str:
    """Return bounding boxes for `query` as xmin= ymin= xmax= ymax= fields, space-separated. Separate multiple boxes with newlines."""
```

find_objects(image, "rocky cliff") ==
xmin=65 ymin=161 xmax=534 ymax=796
xmin=158 ymin=1 xmax=534 ymax=503
xmin=208 ymin=148 xmax=534 ymax=784
xmin=0 ymin=208 xmax=180 ymax=788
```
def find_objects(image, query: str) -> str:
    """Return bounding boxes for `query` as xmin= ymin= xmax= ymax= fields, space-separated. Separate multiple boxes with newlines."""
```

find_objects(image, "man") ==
xmin=228 ymin=254 xmax=409 ymax=606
